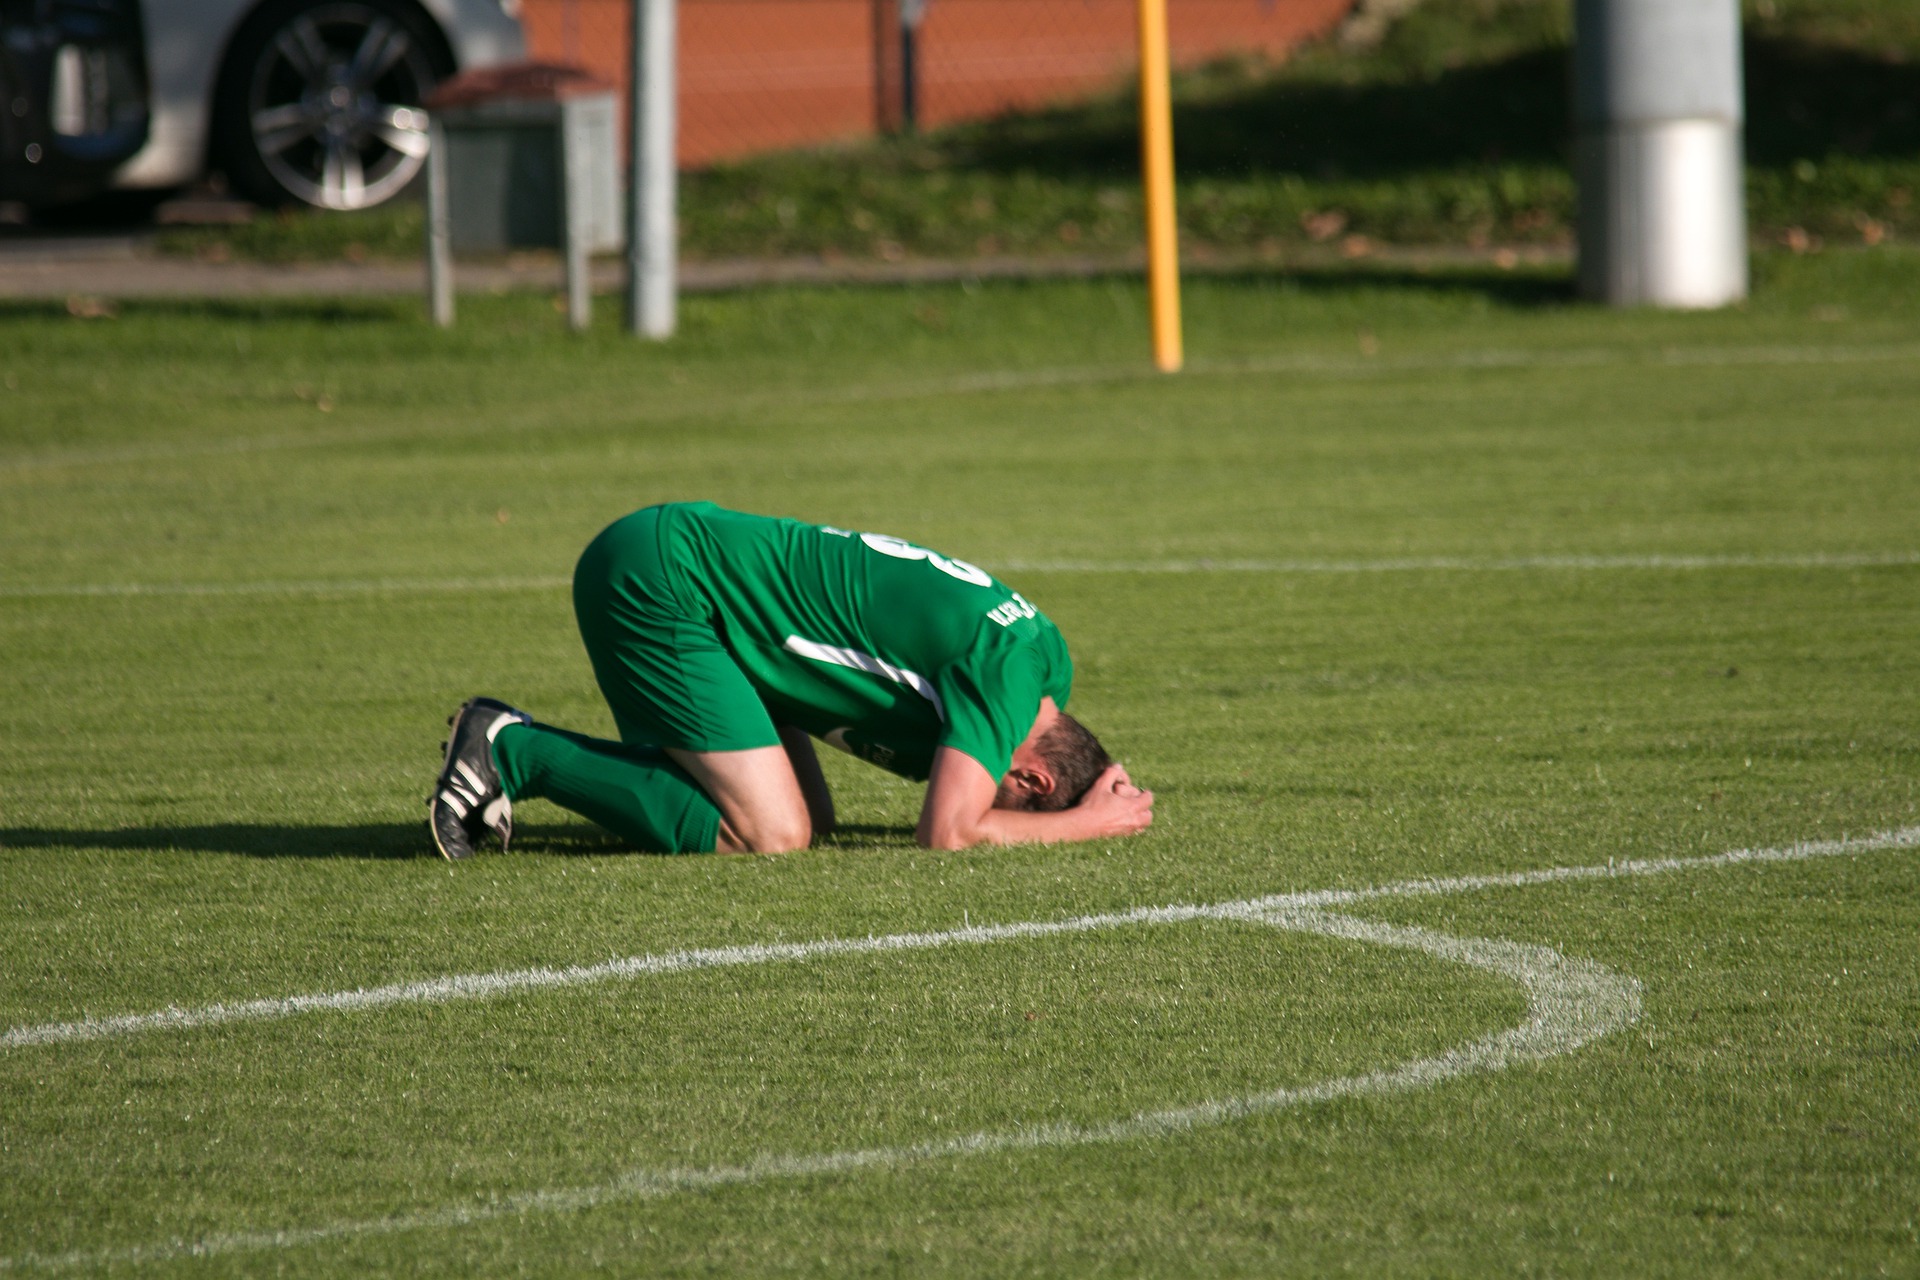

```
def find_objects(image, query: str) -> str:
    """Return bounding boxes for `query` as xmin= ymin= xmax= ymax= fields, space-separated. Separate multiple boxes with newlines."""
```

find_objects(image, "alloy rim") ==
xmin=247 ymin=4 xmax=436 ymax=210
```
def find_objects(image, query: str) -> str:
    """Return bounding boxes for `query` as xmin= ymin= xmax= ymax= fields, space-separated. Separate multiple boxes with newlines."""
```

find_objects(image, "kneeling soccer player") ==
xmin=428 ymin=502 xmax=1154 ymax=857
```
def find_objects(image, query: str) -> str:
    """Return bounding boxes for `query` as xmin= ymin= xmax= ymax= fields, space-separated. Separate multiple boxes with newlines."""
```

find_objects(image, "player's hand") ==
xmin=1073 ymin=764 xmax=1154 ymax=838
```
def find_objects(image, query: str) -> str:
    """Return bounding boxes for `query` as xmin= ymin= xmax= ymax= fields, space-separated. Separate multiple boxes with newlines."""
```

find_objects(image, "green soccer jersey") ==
xmin=657 ymin=502 xmax=1073 ymax=782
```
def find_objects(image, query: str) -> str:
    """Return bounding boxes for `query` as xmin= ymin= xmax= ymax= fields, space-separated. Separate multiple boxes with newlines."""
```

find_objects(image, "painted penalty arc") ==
xmin=7 ymin=826 xmax=1912 ymax=1052
xmin=0 ymin=903 xmax=1639 ymax=1273
xmin=0 ymin=832 xmax=1912 ymax=1274
xmin=11 ymin=830 xmax=1916 ymax=1270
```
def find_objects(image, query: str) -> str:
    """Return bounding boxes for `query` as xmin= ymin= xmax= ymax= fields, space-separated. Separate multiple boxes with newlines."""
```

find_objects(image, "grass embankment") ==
xmin=2 ymin=252 xmax=1918 ymax=1273
xmin=158 ymin=0 xmax=1920 ymax=264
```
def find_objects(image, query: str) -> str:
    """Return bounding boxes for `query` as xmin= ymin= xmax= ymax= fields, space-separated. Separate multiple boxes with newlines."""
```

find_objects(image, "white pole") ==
xmin=561 ymin=99 xmax=593 ymax=333
xmin=1575 ymin=0 xmax=1747 ymax=308
xmin=626 ymin=0 xmax=677 ymax=338
xmin=425 ymin=117 xmax=454 ymax=327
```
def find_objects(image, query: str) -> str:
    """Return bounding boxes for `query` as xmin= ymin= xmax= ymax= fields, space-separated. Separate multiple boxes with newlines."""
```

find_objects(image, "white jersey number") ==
xmin=857 ymin=532 xmax=994 ymax=587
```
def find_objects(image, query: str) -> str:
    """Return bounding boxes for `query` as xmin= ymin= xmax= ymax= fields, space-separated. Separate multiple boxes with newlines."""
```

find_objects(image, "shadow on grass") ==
xmin=943 ymin=37 xmax=1920 ymax=181
xmin=0 ymin=822 xmax=916 ymax=858
xmin=0 ymin=823 xmax=635 ymax=859
xmin=1202 ymin=263 xmax=1575 ymax=307
xmin=738 ymin=260 xmax=1577 ymax=307
xmin=817 ymin=823 xmax=919 ymax=848
xmin=0 ymin=298 xmax=412 ymax=325
xmin=948 ymin=48 xmax=1568 ymax=181
xmin=716 ymin=259 xmax=1578 ymax=309
xmin=4 ymin=823 xmax=449 ymax=859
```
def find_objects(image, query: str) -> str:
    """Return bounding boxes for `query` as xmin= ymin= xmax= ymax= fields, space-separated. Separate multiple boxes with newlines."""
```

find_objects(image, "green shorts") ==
xmin=571 ymin=505 xmax=782 ymax=753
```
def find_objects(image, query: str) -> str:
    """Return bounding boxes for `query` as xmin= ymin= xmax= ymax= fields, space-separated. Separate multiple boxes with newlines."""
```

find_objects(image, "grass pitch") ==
xmin=2 ymin=253 xmax=1918 ymax=1275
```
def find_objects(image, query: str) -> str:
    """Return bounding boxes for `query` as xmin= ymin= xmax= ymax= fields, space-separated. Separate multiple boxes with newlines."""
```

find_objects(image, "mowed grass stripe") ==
xmin=4 ymin=552 xmax=1917 ymax=599
xmin=4 ymin=337 xmax=1917 ymax=476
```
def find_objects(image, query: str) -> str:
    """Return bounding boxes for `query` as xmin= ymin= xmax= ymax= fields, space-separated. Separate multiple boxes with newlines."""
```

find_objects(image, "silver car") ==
xmin=2 ymin=0 xmax=524 ymax=214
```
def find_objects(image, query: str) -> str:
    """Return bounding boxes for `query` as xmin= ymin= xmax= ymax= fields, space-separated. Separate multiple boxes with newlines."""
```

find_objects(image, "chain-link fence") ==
xmin=519 ymin=0 xmax=1351 ymax=167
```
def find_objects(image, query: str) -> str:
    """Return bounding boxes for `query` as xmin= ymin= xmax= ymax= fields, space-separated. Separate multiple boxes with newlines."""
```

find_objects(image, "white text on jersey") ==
xmin=987 ymin=593 xmax=1038 ymax=628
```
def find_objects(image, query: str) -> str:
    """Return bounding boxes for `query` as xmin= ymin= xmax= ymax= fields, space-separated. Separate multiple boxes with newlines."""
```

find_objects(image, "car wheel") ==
xmin=214 ymin=0 xmax=452 ymax=210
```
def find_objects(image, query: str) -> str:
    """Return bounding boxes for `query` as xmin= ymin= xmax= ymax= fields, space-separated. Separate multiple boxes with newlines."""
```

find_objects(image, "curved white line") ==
xmin=7 ymin=826 xmax=1911 ymax=1051
xmin=2 ymin=827 xmax=1909 ymax=1270
xmin=0 ymin=907 xmax=1640 ymax=1273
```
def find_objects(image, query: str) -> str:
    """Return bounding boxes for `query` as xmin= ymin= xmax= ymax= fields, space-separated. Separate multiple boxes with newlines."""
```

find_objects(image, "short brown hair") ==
xmin=1023 ymin=713 xmax=1113 ymax=812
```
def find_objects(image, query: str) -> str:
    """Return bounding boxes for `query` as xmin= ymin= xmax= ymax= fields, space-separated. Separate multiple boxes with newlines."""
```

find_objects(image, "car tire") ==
xmin=212 ymin=0 xmax=453 ymax=210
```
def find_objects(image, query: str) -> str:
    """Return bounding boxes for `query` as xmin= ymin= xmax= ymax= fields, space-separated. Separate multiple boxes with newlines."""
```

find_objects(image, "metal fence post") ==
xmin=626 ymin=0 xmax=677 ymax=339
xmin=425 ymin=116 xmax=454 ymax=327
xmin=561 ymin=97 xmax=593 ymax=332
xmin=899 ymin=0 xmax=925 ymax=132
xmin=1574 ymin=0 xmax=1747 ymax=308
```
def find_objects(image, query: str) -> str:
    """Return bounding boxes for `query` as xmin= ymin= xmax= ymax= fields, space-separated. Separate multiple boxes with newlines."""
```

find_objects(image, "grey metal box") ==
xmin=438 ymin=95 xmax=621 ymax=254
xmin=423 ymin=62 xmax=622 ymax=329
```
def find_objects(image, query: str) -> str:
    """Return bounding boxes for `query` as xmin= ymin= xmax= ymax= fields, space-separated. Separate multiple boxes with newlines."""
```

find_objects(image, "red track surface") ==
xmin=520 ymin=0 xmax=1352 ymax=166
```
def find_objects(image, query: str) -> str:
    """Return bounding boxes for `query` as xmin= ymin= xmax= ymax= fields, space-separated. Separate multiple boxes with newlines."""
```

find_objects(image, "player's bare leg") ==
xmin=666 ymin=744 xmax=815 ymax=853
xmin=776 ymin=725 xmax=836 ymax=838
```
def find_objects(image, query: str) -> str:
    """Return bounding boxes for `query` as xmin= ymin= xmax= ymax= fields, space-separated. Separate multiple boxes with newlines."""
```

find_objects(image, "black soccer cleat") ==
xmin=428 ymin=697 xmax=530 ymax=860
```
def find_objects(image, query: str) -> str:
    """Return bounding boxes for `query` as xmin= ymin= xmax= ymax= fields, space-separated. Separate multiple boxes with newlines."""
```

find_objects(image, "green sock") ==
xmin=491 ymin=722 xmax=721 ymax=854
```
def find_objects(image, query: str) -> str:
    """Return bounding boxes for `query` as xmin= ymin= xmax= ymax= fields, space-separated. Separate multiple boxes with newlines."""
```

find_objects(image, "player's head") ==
xmin=994 ymin=713 xmax=1113 ymax=812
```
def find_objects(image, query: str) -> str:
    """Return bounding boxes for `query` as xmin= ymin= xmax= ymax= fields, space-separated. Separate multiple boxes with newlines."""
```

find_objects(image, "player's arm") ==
xmin=915 ymin=746 xmax=1152 ymax=850
xmin=778 ymin=724 xmax=836 ymax=838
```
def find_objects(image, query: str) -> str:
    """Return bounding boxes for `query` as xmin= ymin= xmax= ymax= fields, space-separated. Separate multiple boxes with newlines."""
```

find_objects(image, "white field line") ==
xmin=998 ymin=551 xmax=1920 ymax=575
xmin=4 ymin=551 xmax=1917 ymax=601
xmin=6 ymin=828 xmax=1912 ymax=1270
xmin=8 ymin=825 xmax=1913 ymax=1052
xmin=0 ymin=575 xmax=573 ymax=600
xmin=0 ymin=906 xmax=1640 ymax=1273
xmin=4 ymin=339 xmax=1916 ymax=475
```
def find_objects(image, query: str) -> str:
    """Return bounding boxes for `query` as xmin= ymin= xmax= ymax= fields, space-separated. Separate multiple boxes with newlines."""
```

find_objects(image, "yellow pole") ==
xmin=1136 ymin=0 xmax=1183 ymax=372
